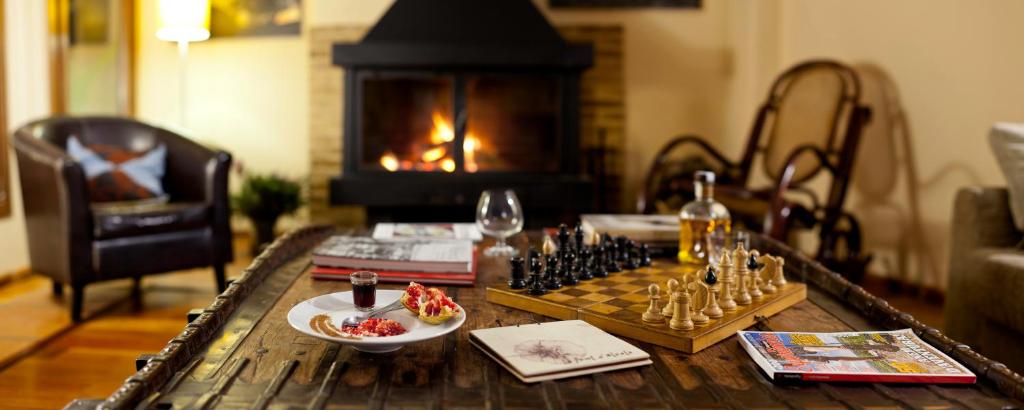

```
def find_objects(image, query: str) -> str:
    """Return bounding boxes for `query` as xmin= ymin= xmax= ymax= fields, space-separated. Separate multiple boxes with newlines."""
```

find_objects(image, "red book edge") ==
xmin=792 ymin=373 xmax=976 ymax=384
xmin=311 ymin=250 xmax=478 ymax=286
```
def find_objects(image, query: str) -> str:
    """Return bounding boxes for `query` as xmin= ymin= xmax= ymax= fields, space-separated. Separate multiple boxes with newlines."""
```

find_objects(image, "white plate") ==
xmin=287 ymin=289 xmax=466 ymax=353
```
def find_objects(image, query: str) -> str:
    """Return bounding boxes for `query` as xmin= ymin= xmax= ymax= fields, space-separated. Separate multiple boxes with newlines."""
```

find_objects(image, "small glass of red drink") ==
xmin=350 ymin=271 xmax=378 ymax=312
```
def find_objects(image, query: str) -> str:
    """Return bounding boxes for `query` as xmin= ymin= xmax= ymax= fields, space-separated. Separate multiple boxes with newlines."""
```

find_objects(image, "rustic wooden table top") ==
xmin=82 ymin=226 xmax=1024 ymax=409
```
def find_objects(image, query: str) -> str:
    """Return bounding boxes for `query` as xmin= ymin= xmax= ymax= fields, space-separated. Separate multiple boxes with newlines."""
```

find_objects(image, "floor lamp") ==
xmin=156 ymin=0 xmax=210 ymax=129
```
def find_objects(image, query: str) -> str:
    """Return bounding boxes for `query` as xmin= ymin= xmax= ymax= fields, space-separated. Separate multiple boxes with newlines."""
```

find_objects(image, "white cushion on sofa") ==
xmin=990 ymin=123 xmax=1024 ymax=230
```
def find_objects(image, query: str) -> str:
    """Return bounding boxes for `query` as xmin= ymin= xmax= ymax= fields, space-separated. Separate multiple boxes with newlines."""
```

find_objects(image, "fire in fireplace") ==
xmin=330 ymin=0 xmax=594 ymax=225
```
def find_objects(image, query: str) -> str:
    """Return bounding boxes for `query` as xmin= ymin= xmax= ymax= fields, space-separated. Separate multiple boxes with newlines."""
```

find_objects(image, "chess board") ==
xmin=486 ymin=262 xmax=806 ymax=353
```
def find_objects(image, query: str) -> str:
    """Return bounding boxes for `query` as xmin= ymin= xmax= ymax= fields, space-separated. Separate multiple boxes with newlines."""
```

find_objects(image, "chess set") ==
xmin=486 ymin=224 xmax=806 ymax=353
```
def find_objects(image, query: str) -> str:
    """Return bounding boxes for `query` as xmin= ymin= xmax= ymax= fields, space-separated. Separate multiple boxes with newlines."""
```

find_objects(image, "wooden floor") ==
xmin=0 ymin=241 xmax=944 ymax=409
xmin=0 ymin=240 xmax=252 ymax=409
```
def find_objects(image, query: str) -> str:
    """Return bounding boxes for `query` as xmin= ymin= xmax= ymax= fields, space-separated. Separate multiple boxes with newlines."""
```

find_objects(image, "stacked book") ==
xmin=311 ymin=234 xmax=477 ymax=286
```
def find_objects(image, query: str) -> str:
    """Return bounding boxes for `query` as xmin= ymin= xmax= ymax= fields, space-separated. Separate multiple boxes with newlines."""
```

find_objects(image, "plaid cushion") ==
xmin=67 ymin=136 xmax=167 ymax=203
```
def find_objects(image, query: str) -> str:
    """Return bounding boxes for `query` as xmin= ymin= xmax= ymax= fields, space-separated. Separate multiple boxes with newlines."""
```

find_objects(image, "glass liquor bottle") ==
xmin=678 ymin=171 xmax=731 ymax=264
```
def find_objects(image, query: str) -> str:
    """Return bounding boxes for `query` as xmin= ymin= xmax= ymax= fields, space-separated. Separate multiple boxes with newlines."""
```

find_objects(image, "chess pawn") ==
xmin=757 ymin=254 xmax=777 ymax=294
xmin=578 ymin=247 xmax=595 ymax=280
xmin=591 ymin=245 xmax=609 ymax=278
xmin=661 ymin=278 xmax=679 ymax=317
xmin=717 ymin=253 xmax=737 ymax=312
xmin=702 ymin=266 xmax=724 ymax=319
xmin=526 ymin=257 xmax=548 ymax=295
xmin=574 ymin=248 xmax=592 ymax=281
xmin=642 ymin=284 xmax=665 ymax=323
xmin=561 ymin=252 xmax=579 ymax=286
xmin=732 ymin=243 xmax=752 ymax=306
xmin=669 ymin=290 xmax=694 ymax=331
xmin=639 ymin=244 xmax=652 ymax=267
xmin=771 ymin=256 xmax=787 ymax=288
xmin=605 ymin=237 xmax=622 ymax=273
xmin=622 ymin=241 xmax=639 ymax=270
xmin=543 ymin=254 xmax=562 ymax=290
xmin=615 ymin=236 xmax=630 ymax=262
xmin=750 ymin=276 xmax=764 ymax=300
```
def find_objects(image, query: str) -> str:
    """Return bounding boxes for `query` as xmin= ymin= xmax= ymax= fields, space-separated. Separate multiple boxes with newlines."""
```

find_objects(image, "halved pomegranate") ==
xmin=400 ymin=282 xmax=426 ymax=314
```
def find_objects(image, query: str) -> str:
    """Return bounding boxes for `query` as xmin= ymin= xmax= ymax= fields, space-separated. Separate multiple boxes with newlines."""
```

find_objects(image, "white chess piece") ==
xmin=642 ymin=284 xmax=665 ymax=323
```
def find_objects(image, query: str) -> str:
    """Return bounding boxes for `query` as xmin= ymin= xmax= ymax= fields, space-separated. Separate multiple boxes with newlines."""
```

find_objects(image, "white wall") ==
xmin=0 ymin=0 xmax=51 ymax=274
xmin=777 ymin=0 xmax=1024 ymax=287
xmin=134 ymin=0 xmax=309 ymax=178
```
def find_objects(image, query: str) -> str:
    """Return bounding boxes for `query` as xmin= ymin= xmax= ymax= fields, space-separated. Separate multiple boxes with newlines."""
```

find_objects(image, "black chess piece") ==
xmin=639 ymin=244 xmax=652 ymax=267
xmin=573 ymin=222 xmax=585 ymax=255
xmin=747 ymin=254 xmax=761 ymax=271
xmin=578 ymin=246 xmax=595 ymax=280
xmin=561 ymin=252 xmax=579 ymax=286
xmin=602 ymin=244 xmax=618 ymax=274
xmin=591 ymin=245 xmax=609 ymax=278
xmin=543 ymin=253 xmax=562 ymax=290
xmin=704 ymin=266 xmax=718 ymax=285
xmin=526 ymin=271 xmax=548 ymax=295
xmin=528 ymin=247 xmax=540 ymax=267
xmin=605 ymin=238 xmax=622 ymax=273
xmin=615 ymin=236 xmax=630 ymax=262
xmin=508 ymin=256 xmax=527 ymax=289
xmin=622 ymin=241 xmax=639 ymax=270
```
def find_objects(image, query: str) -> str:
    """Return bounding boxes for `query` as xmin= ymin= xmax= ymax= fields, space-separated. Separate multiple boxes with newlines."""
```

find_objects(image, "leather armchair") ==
xmin=13 ymin=116 xmax=233 ymax=321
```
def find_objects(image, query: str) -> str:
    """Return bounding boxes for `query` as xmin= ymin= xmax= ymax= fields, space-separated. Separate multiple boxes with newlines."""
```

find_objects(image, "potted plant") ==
xmin=232 ymin=173 xmax=303 ymax=254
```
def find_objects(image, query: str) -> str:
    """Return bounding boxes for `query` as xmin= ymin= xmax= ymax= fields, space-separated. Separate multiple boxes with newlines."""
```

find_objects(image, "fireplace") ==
xmin=330 ymin=0 xmax=595 ymax=226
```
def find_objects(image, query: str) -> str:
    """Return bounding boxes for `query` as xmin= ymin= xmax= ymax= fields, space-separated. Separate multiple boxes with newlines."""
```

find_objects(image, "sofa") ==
xmin=945 ymin=186 xmax=1024 ymax=372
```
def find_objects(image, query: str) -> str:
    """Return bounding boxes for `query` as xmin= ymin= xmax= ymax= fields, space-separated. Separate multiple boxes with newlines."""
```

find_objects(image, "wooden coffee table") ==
xmin=72 ymin=226 xmax=1024 ymax=409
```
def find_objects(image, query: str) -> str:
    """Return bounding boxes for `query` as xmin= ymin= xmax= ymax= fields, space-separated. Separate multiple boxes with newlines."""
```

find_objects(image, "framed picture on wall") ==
xmin=0 ymin=0 xmax=8 ymax=217
xmin=550 ymin=0 xmax=700 ymax=7
xmin=211 ymin=0 xmax=302 ymax=37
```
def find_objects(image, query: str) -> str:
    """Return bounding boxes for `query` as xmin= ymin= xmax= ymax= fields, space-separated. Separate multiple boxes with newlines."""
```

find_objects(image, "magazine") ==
xmin=372 ymin=223 xmax=483 ymax=241
xmin=312 ymin=236 xmax=474 ymax=273
xmin=469 ymin=320 xmax=651 ymax=383
xmin=737 ymin=329 xmax=976 ymax=384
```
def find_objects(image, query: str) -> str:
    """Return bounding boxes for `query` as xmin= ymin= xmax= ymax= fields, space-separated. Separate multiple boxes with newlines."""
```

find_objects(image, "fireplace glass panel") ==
xmin=361 ymin=76 xmax=454 ymax=172
xmin=466 ymin=75 xmax=561 ymax=173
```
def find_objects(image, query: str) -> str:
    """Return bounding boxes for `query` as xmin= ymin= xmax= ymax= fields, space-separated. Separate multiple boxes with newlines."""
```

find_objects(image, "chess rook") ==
xmin=669 ymin=290 xmax=694 ymax=331
xmin=508 ymin=256 xmax=527 ymax=289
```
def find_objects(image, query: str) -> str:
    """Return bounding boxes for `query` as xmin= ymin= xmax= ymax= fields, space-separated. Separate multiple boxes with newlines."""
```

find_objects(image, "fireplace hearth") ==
xmin=330 ymin=0 xmax=595 ymax=226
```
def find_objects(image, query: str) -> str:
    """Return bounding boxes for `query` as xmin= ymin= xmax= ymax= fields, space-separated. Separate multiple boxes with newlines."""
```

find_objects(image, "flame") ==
xmin=464 ymin=134 xmax=480 ymax=173
xmin=430 ymin=112 xmax=455 ymax=145
xmin=379 ymin=111 xmax=489 ymax=173
xmin=422 ymin=146 xmax=446 ymax=163
xmin=380 ymin=152 xmax=399 ymax=171
xmin=440 ymin=158 xmax=456 ymax=172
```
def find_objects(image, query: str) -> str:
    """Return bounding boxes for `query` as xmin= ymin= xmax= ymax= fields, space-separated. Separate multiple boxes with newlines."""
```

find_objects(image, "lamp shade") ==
xmin=156 ymin=0 xmax=210 ymax=42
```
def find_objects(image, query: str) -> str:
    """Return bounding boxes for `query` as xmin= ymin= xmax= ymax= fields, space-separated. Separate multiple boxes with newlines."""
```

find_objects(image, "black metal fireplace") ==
xmin=330 ymin=0 xmax=594 ymax=226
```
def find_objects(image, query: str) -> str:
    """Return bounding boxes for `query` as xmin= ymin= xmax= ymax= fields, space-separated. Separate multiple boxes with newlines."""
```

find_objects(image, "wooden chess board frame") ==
xmin=486 ymin=262 xmax=806 ymax=353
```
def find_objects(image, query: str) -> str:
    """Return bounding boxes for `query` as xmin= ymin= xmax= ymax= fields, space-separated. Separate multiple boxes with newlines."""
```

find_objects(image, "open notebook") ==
xmin=469 ymin=320 xmax=651 ymax=383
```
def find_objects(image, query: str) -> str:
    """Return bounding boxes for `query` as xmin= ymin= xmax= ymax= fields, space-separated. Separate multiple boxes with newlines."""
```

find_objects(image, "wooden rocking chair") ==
xmin=638 ymin=60 xmax=872 ymax=280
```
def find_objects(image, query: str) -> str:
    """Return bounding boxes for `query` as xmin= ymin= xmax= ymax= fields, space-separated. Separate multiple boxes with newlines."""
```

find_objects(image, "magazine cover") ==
xmin=738 ymin=329 xmax=976 ymax=384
